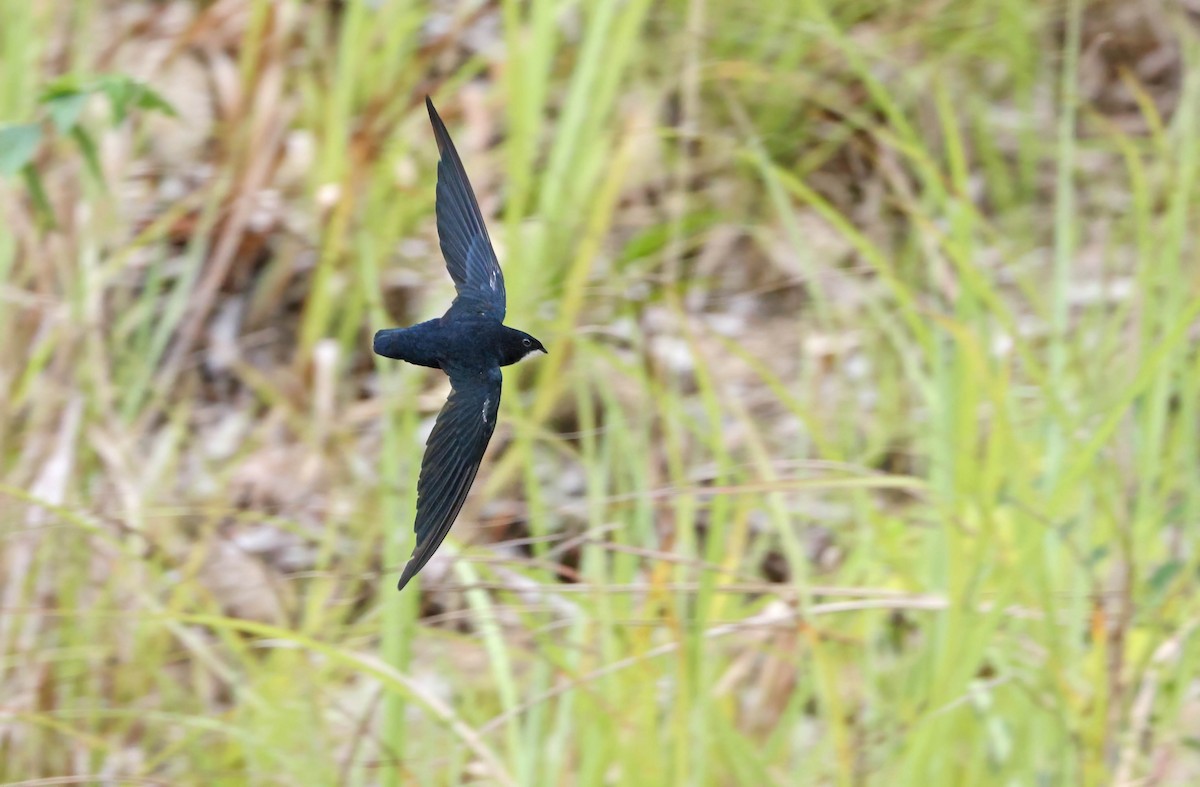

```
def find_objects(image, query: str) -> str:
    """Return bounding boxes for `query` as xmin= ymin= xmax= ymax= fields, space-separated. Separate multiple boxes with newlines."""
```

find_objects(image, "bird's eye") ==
xmin=522 ymin=338 xmax=532 ymax=347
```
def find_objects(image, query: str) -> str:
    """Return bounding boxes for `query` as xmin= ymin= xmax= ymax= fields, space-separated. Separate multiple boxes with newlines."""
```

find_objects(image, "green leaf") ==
xmin=0 ymin=123 xmax=43 ymax=176
xmin=70 ymin=125 xmax=104 ymax=184
xmin=45 ymin=92 xmax=89 ymax=133
xmin=40 ymin=74 xmax=89 ymax=99
xmin=1147 ymin=560 xmax=1182 ymax=598
xmin=96 ymin=75 xmax=177 ymax=123
xmin=132 ymin=84 xmax=177 ymax=117
xmin=21 ymin=163 xmax=56 ymax=229
xmin=99 ymin=76 xmax=135 ymax=123
xmin=1086 ymin=544 xmax=1110 ymax=567
xmin=617 ymin=209 xmax=720 ymax=265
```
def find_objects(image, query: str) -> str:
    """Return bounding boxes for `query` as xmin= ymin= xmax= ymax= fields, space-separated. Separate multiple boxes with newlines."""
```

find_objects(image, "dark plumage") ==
xmin=374 ymin=97 xmax=546 ymax=592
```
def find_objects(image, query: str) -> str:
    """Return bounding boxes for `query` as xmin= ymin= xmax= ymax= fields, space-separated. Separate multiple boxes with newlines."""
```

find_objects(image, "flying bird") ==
xmin=374 ymin=97 xmax=547 ymax=591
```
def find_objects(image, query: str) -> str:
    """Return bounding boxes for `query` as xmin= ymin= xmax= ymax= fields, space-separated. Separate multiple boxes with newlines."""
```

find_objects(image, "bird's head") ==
xmin=499 ymin=327 xmax=548 ymax=366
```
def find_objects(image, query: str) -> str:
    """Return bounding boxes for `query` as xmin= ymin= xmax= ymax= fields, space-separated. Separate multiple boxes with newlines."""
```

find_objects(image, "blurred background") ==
xmin=3 ymin=0 xmax=1200 ymax=784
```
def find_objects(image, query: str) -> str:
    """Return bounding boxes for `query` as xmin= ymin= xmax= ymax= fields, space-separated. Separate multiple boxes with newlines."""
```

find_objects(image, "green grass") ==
xmin=3 ymin=0 xmax=1200 ymax=784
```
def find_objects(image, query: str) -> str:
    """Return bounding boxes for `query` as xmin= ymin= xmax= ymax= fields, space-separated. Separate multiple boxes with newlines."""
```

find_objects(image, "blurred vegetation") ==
xmin=2 ymin=0 xmax=1200 ymax=784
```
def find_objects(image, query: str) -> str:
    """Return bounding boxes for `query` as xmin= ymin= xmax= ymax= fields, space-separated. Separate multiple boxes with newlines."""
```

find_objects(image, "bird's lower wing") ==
xmin=397 ymin=366 xmax=502 ymax=591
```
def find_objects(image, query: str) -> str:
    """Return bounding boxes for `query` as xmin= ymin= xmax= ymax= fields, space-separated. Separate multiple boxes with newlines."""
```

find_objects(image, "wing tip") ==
xmin=425 ymin=95 xmax=449 ymax=154
xmin=396 ymin=560 xmax=419 ymax=592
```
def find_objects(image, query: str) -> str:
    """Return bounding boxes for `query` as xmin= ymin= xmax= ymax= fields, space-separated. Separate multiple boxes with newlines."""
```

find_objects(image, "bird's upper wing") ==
xmin=426 ymin=96 xmax=507 ymax=322
xmin=396 ymin=364 xmax=502 ymax=591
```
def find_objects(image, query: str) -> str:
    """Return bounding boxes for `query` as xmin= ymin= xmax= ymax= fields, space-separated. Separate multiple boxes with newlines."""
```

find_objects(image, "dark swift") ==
xmin=373 ymin=97 xmax=547 ymax=591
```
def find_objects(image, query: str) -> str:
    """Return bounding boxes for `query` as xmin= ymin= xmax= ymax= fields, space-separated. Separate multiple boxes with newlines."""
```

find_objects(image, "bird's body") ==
xmin=375 ymin=318 xmax=540 ymax=372
xmin=373 ymin=97 xmax=546 ymax=592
